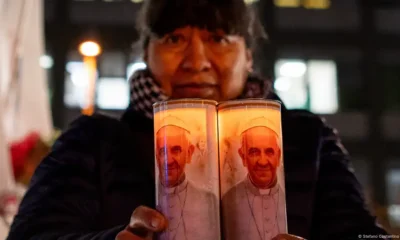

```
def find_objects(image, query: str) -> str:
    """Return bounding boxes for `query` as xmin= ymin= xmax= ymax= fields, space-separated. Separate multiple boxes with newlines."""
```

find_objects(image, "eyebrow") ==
xmin=171 ymin=145 xmax=182 ymax=151
xmin=248 ymin=147 xmax=261 ymax=152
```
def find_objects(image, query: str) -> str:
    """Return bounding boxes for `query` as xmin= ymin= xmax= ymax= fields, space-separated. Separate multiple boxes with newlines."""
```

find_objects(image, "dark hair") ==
xmin=136 ymin=0 xmax=268 ymax=51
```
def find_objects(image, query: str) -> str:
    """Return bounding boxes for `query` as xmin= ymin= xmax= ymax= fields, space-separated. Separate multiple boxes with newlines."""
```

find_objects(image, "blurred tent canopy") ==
xmin=0 ymin=0 xmax=54 ymax=237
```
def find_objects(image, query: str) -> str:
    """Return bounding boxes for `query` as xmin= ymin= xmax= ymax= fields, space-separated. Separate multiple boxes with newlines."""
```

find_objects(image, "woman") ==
xmin=7 ymin=0 xmax=386 ymax=240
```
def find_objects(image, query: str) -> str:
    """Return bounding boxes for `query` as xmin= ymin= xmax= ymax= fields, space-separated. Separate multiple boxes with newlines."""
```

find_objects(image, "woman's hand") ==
xmin=115 ymin=206 xmax=305 ymax=240
xmin=116 ymin=206 xmax=167 ymax=240
xmin=272 ymin=233 xmax=306 ymax=240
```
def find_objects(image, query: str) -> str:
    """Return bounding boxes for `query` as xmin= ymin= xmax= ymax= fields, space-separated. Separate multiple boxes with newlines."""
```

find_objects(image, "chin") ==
xmin=171 ymin=90 xmax=220 ymax=101
xmin=164 ymin=180 xmax=177 ymax=187
xmin=173 ymin=94 xmax=219 ymax=101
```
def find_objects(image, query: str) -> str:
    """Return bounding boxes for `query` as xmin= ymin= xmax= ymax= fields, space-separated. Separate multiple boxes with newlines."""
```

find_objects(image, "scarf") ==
xmin=129 ymin=69 xmax=272 ymax=119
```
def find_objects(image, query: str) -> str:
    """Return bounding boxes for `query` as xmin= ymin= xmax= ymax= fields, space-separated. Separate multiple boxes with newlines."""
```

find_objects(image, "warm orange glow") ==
xmin=154 ymin=100 xmax=218 ymax=141
xmin=153 ymin=100 xmax=219 ymax=194
xmin=217 ymin=100 xmax=283 ymax=196
xmin=79 ymin=41 xmax=101 ymax=57
xmin=81 ymin=56 xmax=97 ymax=116
xmin=154 ymin=100 xmax=221 ymax=240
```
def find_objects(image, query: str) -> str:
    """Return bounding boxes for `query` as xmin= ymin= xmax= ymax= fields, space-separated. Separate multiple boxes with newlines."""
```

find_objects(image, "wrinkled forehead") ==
xmin=241 ymin=127 xmax=280 ymax=147
xmin=156 ymin=125 xmax=190 ymax=145
xmin=142 ymin=0 xmax=249 ymax=38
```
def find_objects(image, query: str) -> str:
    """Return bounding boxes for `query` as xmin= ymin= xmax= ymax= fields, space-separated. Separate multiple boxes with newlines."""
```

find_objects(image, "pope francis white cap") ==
xmin=157 ymin=115 xmax=190 ymax=133
xmin=238 ymin=116 xmax=279 ymax=137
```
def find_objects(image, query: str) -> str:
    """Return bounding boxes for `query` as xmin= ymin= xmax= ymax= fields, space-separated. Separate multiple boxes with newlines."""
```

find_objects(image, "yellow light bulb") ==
xmin=79 ymin=41 xmax=101 ymax=57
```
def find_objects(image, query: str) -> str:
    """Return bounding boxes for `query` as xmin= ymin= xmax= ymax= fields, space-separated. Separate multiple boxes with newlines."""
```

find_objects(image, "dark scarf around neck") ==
xmin=129 ymin=69 xmax=273 ymax=119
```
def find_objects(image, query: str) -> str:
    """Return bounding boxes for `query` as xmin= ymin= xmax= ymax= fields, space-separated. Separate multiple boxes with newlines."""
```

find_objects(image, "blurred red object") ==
xmin=9 ymin=132 xmax=40 ymax=179
xmin=0 ymin=191 xmax=19 ymax=227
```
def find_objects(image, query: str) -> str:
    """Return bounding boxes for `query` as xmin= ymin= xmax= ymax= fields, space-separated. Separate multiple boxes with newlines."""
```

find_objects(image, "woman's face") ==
xmin=145 ymin=26 xmax=253 ymax=101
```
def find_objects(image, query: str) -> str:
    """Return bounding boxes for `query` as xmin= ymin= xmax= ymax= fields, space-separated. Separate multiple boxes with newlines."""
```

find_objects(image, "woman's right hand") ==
xmin=116 ymin=205 xmax=167 ymax=240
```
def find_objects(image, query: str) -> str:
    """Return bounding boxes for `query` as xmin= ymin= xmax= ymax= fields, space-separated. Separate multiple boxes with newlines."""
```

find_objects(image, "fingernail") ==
xmin=151 ymin=218 xmax=160 ymax=228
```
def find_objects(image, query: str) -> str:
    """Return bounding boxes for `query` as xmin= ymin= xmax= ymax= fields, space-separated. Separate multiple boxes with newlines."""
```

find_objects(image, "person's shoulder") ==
xmin=53 ymin=113 xmax=127 ymax=149
xmin=287 ymin=109 xmax=341 ymax=136
xmin=284 ymin=109 xmax=339 ymax=138
xmin=285 ymin=109 xmax=349 ymax=166
xmin=69 ymin=112 xmax=123 ymax=130
xmin=284 ymin=109 xmax=325 ymax=128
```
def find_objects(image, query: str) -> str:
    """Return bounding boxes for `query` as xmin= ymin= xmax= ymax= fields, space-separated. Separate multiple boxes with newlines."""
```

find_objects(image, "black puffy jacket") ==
xmin=7 ymin=99 xmax=386 ymax=240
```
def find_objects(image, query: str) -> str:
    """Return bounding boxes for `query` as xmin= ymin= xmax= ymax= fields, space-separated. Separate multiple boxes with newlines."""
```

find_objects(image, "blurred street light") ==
xmin=78 ymin=40 xmax=101 ymax=116
xmin=39 ymin=55 xmax=53 ymax=69
xmin=79 ymin=41 xmax=101 ymax=57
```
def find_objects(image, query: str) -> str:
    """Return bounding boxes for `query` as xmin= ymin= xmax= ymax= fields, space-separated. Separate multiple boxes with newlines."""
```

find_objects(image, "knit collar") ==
xmin=128 ymin=69 xmax=274 ymax=119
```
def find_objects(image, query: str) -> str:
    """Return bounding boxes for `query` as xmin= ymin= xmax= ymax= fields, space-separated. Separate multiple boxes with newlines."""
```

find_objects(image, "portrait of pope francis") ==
xmin=222 ymin=117 xmax=287 ymax=240
xmin=155 ymin=116 xmax=219 ymax=240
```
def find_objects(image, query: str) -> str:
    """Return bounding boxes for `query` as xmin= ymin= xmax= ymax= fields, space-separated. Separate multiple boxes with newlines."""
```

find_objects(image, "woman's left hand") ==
xmin=272 ymin=234 xmax=306 ymax=240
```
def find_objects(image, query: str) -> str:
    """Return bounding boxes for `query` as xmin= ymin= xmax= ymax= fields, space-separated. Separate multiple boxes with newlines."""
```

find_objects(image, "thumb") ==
xmin=127 ymin=205 xmax=167 ymax=238
xmin=272 ymin=234 xmax=306 ymax=240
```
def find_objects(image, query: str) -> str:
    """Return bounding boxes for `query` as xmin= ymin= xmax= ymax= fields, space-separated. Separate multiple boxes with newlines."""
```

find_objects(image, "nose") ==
xmin=258 ymin=153 xmax=270 ymax=167
xmin=165 ymin=150 xmax=176 ymax=165
xmin=181 ymin=35 xmax=211 ymax=72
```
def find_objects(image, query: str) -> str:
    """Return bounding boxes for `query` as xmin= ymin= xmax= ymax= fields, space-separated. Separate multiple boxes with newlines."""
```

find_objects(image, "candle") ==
xmin=218 ymin=99 xmax=288 ymax=240
xmin=153 ymin=99 xmax=221 ymax=240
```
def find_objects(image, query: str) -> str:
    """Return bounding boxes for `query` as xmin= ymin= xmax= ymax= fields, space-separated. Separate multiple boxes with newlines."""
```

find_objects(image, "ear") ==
xmin=238 ymin=148 xmax=247 ymax=167
xmin=245 ymin=49 xmax=254 ymax=73
xmin=277 ymin=148 xmax=282 ymax=166
xmin=187 ymin=144 xmax=195 ymax=163
xmin=154 ymin=143 xmax=159 ymax=159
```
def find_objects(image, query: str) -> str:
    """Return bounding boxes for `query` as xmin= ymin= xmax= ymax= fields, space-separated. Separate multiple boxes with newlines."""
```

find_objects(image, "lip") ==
xmin=255 ymin=167 xmax=271 ymax=172
xmin=174 ymin=83 xmax=218 ymax=88
xmin=173 ymin=83 xmax=218 ymax=97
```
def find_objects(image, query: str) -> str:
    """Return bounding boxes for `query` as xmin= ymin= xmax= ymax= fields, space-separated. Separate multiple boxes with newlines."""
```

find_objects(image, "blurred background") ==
xmin=1 ymin=0 xmax=400 ymax=236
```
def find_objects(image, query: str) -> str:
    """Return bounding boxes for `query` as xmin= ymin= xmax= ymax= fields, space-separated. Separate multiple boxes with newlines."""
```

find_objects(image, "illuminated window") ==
xmin=275 ymin=0 xmax=358 ymax=30
xmin=274 ymin=59 xmax=338 ymax=114
xmin=99 ymin=51 xmax=125 ymax=77
xmin=64 ymin=60 xmax=130 ymax=110
xmin=96 ymin=77 xmax=129 ymax=110
xmin=387 ymin=167 xmax=400 ymax=227
xmin=302 ymin=0 xmax=330 ymax=9
xmin=64 ymin=61 xmax=97 ymax=108
xmin=244 ymin=0 xmax=260 ymax=4
xmin=308 ymin=60 xmax=338 ymax=113
xmin=274 ymin=0 xmax=301 ymax=8
xmin=274 ymin=60 xmax=308 ymax=109
xmin=274 ymin=0 xmax=330 ymax=9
